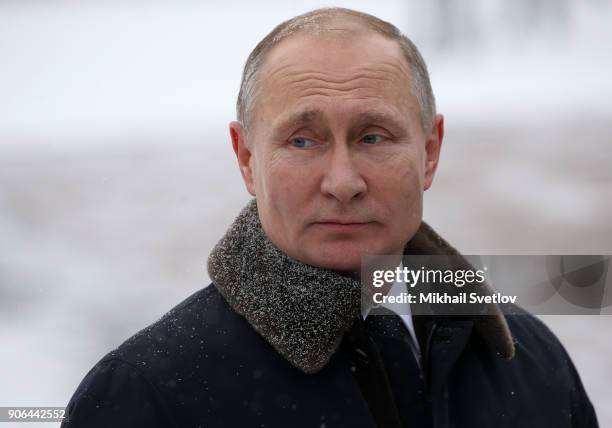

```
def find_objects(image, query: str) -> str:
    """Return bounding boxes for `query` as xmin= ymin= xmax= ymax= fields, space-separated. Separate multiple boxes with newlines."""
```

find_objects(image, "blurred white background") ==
xmin=1 ymin=0 xmax=611 ymax=426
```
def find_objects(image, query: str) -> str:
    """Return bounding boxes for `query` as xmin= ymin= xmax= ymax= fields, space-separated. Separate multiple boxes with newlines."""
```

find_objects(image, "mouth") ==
xmin=313 ymin=221 xmax=373 ymax=232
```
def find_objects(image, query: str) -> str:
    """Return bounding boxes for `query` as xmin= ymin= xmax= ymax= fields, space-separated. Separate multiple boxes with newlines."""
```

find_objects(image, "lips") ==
xmin=316 ymin=218 xmax=370 ymax=225
xmin=313 ymin=221 xmax=373 ymax=232
xmin=316 ymin=222 xmax=368 ymax=226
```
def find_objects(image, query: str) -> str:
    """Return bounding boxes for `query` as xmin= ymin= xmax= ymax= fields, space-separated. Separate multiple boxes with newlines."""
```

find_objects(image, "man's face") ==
xmin=230 ymin=31 xmax=443 ymax=274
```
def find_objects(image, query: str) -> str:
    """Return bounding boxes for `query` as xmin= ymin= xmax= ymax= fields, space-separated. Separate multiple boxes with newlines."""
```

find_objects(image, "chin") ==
xmin=313 ymin=257 xmax=361 ymax=274
xmin=302 ymin=245 xmax=368 ymax=274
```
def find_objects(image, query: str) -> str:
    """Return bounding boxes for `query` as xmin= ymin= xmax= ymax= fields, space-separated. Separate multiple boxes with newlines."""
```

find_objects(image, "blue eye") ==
xmin=290 ymin=137 xmax=316 ymax=148
xmin=362 ymin=134 xmax=385 ymax=144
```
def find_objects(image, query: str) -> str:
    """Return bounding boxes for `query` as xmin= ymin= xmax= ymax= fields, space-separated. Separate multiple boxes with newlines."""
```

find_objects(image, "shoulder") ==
xmin=500 ymin=304 xmax=577 ymax=373
xmin=107 ymin=284 xmax=259 ymax=369
xmin=500 ymin=304 xmax=586 ymax=377
xmin=62 ymin=357 xmax=177 ymax=427
xmin=64 ymin=285 xmax=267 ymax=427
xmin=499 ymin=305 xmax=598 ymax=426
xmin=503 ymin=305 xmax=568 ymax=357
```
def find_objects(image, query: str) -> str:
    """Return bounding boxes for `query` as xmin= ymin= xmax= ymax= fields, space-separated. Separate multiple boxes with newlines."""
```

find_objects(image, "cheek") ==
xmin=264 ymin=155 xmax=296 ymax=196
xmin=369 ymin=150 xmax=424 ymax=223
xmin=258 ymin=153 xmax=318 ymax=214
xmin=377 ymin=150 xmax=424 ymax=193
xmin=399 ymin=159 xmax=425 ymax=192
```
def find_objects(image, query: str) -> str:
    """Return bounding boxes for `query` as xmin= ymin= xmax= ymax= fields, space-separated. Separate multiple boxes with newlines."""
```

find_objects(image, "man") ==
xmin=62 ymin=8 xmax=598 ymax=427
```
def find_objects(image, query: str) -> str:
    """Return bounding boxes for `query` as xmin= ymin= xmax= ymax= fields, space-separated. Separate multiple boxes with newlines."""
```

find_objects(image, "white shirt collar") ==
xmin=361 ymin=262 xmax=420 ymax=352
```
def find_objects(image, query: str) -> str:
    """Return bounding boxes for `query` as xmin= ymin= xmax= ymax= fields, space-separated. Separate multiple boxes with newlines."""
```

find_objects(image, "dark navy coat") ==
xmin=61 ymin=284 xmax=598 ymax=427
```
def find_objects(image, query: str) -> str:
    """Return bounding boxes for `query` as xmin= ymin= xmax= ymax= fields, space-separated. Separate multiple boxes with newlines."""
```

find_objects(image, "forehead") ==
xmin=255 ymin=30 xmax=415 ymax=126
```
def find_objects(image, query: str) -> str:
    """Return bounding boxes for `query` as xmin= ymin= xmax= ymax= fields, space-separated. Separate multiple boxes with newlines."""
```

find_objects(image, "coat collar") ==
xmin=207 ymin=199 xmax=515 ymax=374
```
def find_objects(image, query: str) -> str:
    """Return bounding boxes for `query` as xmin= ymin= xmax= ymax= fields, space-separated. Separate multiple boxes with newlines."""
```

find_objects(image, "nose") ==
xmin=320 ymin=143 xmax=367 ymax=203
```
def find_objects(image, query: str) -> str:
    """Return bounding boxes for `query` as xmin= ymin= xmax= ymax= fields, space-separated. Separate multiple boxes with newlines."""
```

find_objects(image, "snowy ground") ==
xmin=1 ymin=115 xmax=610 ymax=426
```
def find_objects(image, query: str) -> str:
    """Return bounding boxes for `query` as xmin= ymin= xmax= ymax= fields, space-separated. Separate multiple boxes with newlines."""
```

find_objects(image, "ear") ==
xmin=423 ymin=114 xmax=444 ymax=191
xmin=229 ymin=121 xmax=256 ymax=196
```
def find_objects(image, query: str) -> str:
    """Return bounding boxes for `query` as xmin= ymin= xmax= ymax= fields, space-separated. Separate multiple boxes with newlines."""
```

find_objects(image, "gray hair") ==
xmin=236 ymin=7 xmax=436 ymax=139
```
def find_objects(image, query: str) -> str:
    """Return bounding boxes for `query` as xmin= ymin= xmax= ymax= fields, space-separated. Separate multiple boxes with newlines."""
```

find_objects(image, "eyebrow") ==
xmin=271 ymin=108 xmax=407 ymax=139
xmin=349 ymin=111 xmax=406 ymax=133
xmin=275 ymin=109 xmax=327 ymax=130
xmin=268 ymin=109 xmax=326 ymax=141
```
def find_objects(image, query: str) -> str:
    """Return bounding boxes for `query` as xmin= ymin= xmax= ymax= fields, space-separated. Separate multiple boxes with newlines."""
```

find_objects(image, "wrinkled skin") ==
xmin=230 ymin=30 xmax=444 ymax=276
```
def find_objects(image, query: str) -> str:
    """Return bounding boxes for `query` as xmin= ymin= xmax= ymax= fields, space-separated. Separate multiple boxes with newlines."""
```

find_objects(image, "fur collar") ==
xmin=207 ymin=199 xmax=515 ymax=374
